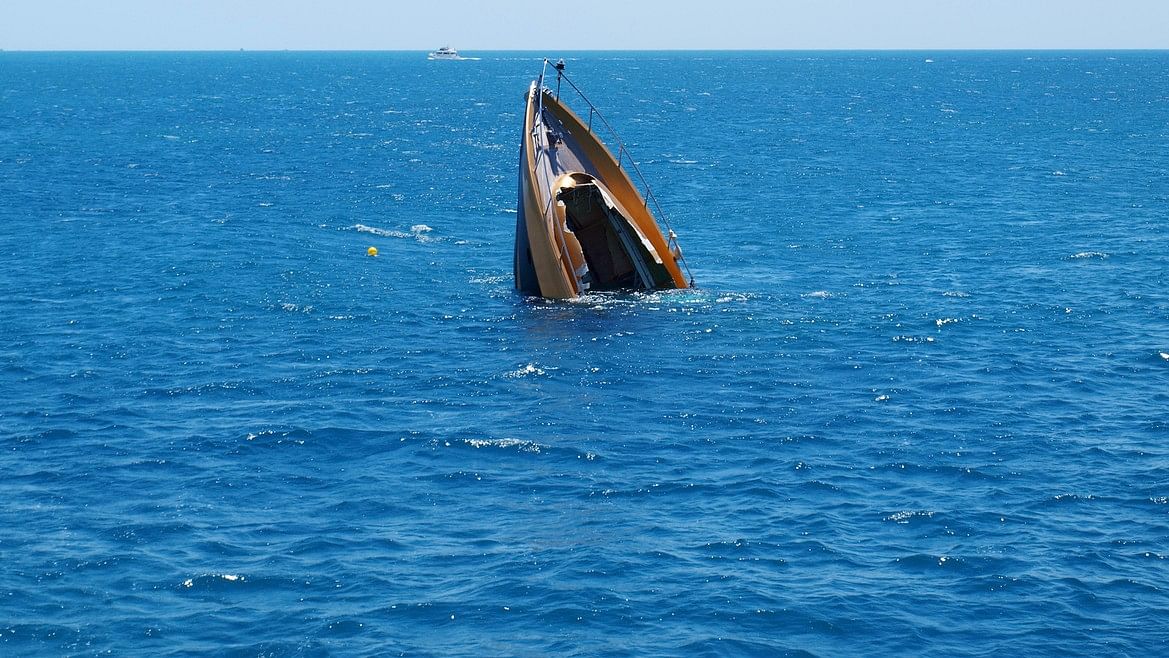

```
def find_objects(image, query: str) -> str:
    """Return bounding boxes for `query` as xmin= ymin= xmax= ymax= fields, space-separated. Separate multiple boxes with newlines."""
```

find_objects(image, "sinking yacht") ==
xmin=514 ymin=59 xmax=693 ymax=299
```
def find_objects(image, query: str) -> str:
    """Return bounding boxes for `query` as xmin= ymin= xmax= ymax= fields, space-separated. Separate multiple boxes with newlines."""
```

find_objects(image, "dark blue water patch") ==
xmin=3 ymin=50 xmax=1169 ymax=656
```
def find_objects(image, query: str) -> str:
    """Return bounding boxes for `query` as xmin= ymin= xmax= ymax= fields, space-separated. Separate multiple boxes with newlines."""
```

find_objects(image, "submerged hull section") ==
xmin=514 ymin=75 xmax=690 ymax=299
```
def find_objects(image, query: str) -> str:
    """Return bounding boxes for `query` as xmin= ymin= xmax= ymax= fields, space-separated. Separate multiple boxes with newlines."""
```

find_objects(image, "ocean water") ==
xmin=2 ymin=50 xmax=1168 ymax=656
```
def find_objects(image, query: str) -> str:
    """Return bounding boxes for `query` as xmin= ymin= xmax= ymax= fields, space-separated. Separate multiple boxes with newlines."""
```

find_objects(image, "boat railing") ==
xmin=536 ymin=59 xmax=695 ymax=286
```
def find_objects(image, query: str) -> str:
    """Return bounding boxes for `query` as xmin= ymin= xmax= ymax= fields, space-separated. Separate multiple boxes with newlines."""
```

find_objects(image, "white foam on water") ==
xmin=181 ymin=573 xmax=245 ymax=588
xmin=885 ymin=510 xmax=934 ymax=524
xmin=504 ymin=363 xmax=546 ymax=378
xmin=893 ymin=335 xmax=936 ymax=343
xmin=464 ymin=438 xmax=543 ymax=453
xmin=355 ymin=223 xmax=438 ymax=242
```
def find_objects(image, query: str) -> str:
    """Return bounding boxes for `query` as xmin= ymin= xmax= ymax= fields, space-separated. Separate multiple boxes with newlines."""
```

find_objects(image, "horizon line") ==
xmin=4 ymin=47 xmax=1169 ymax=53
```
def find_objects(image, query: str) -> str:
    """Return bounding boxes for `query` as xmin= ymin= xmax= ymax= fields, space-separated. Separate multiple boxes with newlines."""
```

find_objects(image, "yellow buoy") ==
xmin=367 ymin=246 xmax=378 ymax=257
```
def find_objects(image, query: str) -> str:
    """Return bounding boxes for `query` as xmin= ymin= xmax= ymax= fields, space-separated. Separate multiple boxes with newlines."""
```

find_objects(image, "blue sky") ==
xmin=3 ymin=0 xmax=1167 ymax=51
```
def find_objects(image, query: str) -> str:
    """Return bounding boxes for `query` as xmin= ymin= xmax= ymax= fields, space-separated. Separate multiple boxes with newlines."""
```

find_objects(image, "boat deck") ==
xmin=530 ymin=99 xmax=602 ymax=214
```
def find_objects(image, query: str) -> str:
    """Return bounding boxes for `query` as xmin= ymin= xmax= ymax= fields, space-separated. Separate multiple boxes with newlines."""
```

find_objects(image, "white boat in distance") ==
xmin=428 ymin=47 xmax=473 ymax=60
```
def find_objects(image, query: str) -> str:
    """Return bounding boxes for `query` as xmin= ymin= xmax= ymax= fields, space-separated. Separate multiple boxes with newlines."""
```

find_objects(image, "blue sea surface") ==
xmin=2 ymin=51 xmax=1168 ymax=656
